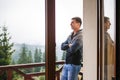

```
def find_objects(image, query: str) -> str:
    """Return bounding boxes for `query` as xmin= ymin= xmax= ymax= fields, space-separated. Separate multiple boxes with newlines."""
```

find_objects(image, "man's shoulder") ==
xmin=78 ymin=29 xmax=83 ymax=36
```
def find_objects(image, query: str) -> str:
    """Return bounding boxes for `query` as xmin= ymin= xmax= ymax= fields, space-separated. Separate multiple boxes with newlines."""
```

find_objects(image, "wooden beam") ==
xmin=45 ymin=0 xmax=55 ymax=80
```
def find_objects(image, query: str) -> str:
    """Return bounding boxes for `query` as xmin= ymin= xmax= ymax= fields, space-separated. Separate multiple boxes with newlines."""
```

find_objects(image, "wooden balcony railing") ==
xmin=0 ymin=61 xmax=83 ymax=80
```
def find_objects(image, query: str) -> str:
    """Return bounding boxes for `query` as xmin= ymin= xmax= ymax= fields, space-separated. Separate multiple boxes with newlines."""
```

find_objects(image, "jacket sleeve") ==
xmin=68 ymin=35 xmax=83 ymax=54
xmin=61 ymin=39 xmax=69 ymax=50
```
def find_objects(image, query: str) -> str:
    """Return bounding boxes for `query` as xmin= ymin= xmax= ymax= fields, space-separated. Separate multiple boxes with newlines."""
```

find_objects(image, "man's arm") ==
xmin=61 ymin=39 xmax=69 ymax=50
xmin=68 ymin=37 xmax=83 ymax=54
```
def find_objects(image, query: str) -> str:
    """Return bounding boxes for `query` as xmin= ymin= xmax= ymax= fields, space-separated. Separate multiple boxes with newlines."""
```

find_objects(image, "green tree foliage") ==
xmin=39 ymin=76 xmax=45 ymax=80
xmin=27 ymin=50 xmax=33 ymax=63
xmin=34 ymin=48 xmax=42 ymax=72
xmin=0 ymin=26 xmax=15 ymax=65
xmin=41 ymin=52 xmax=45 ymax=71
xmin=42 ymin=52 xmax=45 ymax=62
xmin=34 ymin=48 xmax=41 ymax=62
xmin=17 ymin=44 xmax=34 ymax=73
xmin=17 ymin=44 xmax=28 ymax=73
xmin=17 ymin=44 xmax=28 ymax=64
xmin=11 ymin=59 xmax=16 ymax=65
xmin=0 ymin=25 xmax=15 ymax=79
xmin=26 ymin=50 xmax=33 ymax=73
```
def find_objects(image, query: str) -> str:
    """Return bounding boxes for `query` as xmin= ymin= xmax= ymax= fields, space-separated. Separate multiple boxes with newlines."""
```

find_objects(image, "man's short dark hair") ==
xmin=104 ymin=16 xmax=109 ymax=23
xmin=72 ymin=17 xmax=82 ymax=25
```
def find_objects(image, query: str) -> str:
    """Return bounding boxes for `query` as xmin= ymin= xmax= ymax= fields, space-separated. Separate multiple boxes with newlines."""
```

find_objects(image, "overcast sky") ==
xmin=0 ymin=0 xmax=45 ymax=45
xmin=0 ymin=0 xmax=115 ymax=45
xmin=0 ymin=0 xmax=83 ymax=45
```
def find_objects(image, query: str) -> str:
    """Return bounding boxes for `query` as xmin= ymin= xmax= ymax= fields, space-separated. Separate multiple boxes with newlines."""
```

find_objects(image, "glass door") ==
xmin=103 ymin=0 xmax=116 ymax=80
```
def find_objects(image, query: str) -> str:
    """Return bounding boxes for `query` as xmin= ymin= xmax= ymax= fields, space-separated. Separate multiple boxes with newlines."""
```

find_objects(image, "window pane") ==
xmin=104 ymin=0 xmax=116 ymax=80
xmin=0 ymin=0 xmax=45 ymax=79
xmin=55 ymin=0 xmax=83 ymax=79
xmin=55 ymin=0 xmax=83 ymax=60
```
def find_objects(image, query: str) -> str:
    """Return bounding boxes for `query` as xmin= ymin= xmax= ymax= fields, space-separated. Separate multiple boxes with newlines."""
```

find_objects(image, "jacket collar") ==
xmin=71 ymin=29 xmax=82 ymax=37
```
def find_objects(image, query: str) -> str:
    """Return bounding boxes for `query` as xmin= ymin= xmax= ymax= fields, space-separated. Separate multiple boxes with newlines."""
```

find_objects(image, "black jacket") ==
xmin=61 ymin=29 xmax=83 ymax=65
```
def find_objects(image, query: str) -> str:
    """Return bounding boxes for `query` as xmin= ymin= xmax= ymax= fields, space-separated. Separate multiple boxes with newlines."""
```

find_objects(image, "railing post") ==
xmin=57 ymin=72 xmax=60 ymax=80
xmin=24 ymin=76 xmax=34 ymax=80
xmin=45 ymin=0 xmax=55 ymax=80
xmin=7 ymin=69 xmax=12 ymax=80
xmin=24 ymin=76 xmax=29 ymax=80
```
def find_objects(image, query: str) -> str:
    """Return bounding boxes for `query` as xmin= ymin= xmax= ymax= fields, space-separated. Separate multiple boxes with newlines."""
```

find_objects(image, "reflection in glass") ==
xmin=104 ymin=17 xmax=115 ymax=80
xmin=104 ymin=0 xmax=115 ymax=80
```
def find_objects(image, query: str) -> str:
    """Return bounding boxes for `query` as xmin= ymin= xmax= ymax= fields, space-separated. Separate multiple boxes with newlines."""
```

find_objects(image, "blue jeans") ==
xmin=60 ymin=64 xmax=81 ymax=80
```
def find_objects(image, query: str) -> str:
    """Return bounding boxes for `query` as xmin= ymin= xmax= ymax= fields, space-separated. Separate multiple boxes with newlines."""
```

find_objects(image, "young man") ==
xmin=61 ymin=17 xmax=83 ymax=80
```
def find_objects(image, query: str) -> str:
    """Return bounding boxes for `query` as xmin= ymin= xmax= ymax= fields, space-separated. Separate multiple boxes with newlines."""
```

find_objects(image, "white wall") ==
xmin=83 ymin=0 xmax=97 ymax=80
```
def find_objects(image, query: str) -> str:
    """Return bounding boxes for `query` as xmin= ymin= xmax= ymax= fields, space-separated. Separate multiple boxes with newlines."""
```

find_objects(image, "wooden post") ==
xmin=7 ymin=69 xmax=12 ymax=80
xmin=56 ymin=72 xmax=60 ymax=80
xmin=45 ymin=0 xmax=55 ymax=80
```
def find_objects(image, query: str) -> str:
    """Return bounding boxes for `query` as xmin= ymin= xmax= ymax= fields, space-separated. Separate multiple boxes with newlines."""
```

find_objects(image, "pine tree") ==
xmin=17 ymin=44 xmax=32 ymax=73
xmin=34 ymin=48 xmax=39 ymax=62
xmin=26 ymin=50 xmax=33 ymax=73
xmin=0 ymin=26 xmax=15 ymax=65
xmin=34 ymin=48 xmax=42 ymax=72
xmin=27 ymin=50 xmax=33 ymax=63
xmin=0 ymin=25 xmax=15 ymax=79
xmin=34 ymin=48 xmax=42 ymax=63
xmin=17 ymin=44 xmax=28 ymax=64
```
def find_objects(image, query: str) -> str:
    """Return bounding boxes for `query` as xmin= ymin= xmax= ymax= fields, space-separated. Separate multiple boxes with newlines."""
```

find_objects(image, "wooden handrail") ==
xmin=0 ymin=61 xmax=64 ymax=69
xmin=0 ymin=61 xmax=65 ymax=80
xmin=0 ymin=62 xmax=45 ymax=70
xmin=0 ymin=61 xmax=83 ymax=80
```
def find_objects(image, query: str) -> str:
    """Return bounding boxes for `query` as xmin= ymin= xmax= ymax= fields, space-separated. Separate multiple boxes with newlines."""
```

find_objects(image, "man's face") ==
xmin=70 ymin=19 xmax=80 ymax=30
xmin=104 ymin=20 xmax=111 ymax=31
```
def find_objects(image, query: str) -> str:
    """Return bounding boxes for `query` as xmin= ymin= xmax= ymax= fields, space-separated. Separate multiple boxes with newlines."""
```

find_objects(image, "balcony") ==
xmin=0 ymin=61 xmax=83 ymax=80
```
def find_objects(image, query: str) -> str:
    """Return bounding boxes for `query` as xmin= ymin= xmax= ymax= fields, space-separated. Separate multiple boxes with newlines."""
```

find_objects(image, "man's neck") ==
xmin=73 ymin=29 xmax=80 ymax=35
